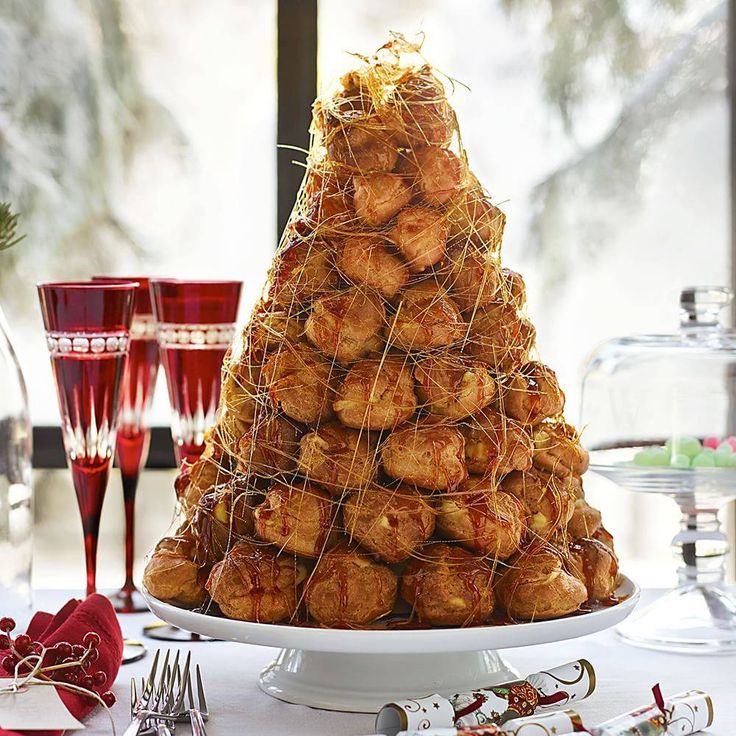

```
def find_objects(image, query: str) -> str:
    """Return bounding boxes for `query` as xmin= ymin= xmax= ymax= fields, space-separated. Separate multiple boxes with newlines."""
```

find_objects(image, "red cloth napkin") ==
xmin=0 ymin=594 xmax=123 ymax=736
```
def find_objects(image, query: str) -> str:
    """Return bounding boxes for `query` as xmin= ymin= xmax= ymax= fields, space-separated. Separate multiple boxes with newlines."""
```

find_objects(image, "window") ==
xmin=1 ymin=0 xmax=277 ymax=426
xmin=319 ymin=0 xmax=729 ymax=585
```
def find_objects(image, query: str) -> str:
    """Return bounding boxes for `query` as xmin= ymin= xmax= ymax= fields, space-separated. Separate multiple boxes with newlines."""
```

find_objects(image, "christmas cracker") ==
xmin=374 ymin=660 xmax=595 ymax=736
xmin=369 ymin=709 xmax=585 ymax=736
xmin=586 ymin=686 xmax=713 ymax=736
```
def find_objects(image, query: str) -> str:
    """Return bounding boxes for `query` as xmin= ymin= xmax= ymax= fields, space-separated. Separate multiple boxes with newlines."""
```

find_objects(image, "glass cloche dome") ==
xmin=580 ymin=286 xmax=736 ymax=653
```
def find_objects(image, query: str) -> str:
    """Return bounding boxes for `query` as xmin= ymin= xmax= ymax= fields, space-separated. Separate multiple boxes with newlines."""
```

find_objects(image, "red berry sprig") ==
xmin=0 ymin=617 xmax=116 ymax=707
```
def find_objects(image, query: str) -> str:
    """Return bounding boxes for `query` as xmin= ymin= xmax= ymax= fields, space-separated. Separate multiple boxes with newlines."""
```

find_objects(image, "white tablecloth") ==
xmin=33 ymin=590 xmax=735 ymax=735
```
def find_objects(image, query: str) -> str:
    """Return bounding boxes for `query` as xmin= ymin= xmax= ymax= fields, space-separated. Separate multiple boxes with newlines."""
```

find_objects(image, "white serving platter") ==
xmin=143 ymin=575 xmax=639 ymax=713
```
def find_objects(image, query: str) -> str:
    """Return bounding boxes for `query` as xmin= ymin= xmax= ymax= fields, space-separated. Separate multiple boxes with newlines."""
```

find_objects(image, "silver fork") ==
xmin=147 ymin=666 xmax=176 ymax=736
xmin=148 ymin=660 xmax=189 ymax=736
xmin=186 ymin=665 xmax=209 ymax=736
xmin=124 ymin=650 xmax=165 ymax=736
xmin=128 ymin=651 xmax=191 ymax=735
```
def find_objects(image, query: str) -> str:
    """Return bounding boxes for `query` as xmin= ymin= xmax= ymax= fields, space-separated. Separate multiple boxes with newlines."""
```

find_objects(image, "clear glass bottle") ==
xmin=0 ymin=305 xmax=33 ymax=618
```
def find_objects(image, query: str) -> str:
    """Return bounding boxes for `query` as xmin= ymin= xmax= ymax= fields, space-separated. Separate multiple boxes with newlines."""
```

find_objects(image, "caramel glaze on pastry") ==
xmin=254 ymin=480 xmax=338 ymax=558
xmin=495 ymin=546 xmax=587 ymax=621
xmin=439 ymin=244 xmax=502 ymax=313
xmin=297 ymin=422 xmax=377 ymax=494
xmin=186 ymin=486 xmax=255 ymax=567
xmin=500 ymin=468 xmax=576 ymax=541
xmin=500 ymin=268 xmax=526 ymax=310
xmin=217 ymin=359 xmax=261 ymax=453
xmin=381 ymin=421 xmax=467 ymax=491
xmin=500 ymin=362 xmax=565 ymax=426
xmin=334 ymin=357 xmax=417 ymax=430
xmin=262 ymin=344 xmax=338 ymax=425
xmin=206 ymin=540 xmax=305 ymax=623
xmin=446 ymin=188 xmax=505 ymax=251
xmin=387 ymin=206 xmax=448 ymax=273
xmin=414 ymin=354 xmax=497 ymax=420
xmin=269 ymin=237 xmax=338 ymax=307
xmin=386 ymin=281 xmax=465 ymax=352
xmin=464 ymin=302 xmax=535 ymax=374
xmin=337 ymin=235 xmax=409 ymax=299
xmin=325 ymin=121 xmax=399 ymax=173
xmin=401 ymin=542 xmax=496 ymax=626
xmin=143 ymin=535 xmax=206 ymax=608
xmin=384 ymin=66 xmax=454 ymax=146
xmin=305 ymin=287 xmax=385 ymax=365
xmin=177 ymin=442 xmax=236 ymax=510
xmin=568 ymin=497 xmax=604 ymax=539
xmin=305 ymin=540 xmax=398 ymax=626
xmin=460 ymin=409 xmax=533 ymax=477
xmin=567 ymin=537 xmax=619 ymax=602
xmin=342 ymin=484 xmax=436 ymax=563
xmin=533 ymin=421 xmax=590 ymax=478
xmin=246 ymin=306 xmax=304 ymax=359
xmin=353 ymin=173 xmax=412 ymax=227
xmin=410 ymin=146 xmax=465 ymax=206
xmin=593 ymin=526 xmax=614 ymax=550
xmin=237 ymin=412 xmax=302 ymax=477
xmin=436 ymin=476 xmax=524 ymax=560
xmin=303 ymin=169 xmax=353 ymax=233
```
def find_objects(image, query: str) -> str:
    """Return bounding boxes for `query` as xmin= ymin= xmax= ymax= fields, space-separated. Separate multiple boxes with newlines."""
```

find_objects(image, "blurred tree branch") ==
xmin=503 ymin=0 xmax=726 ymax=285
xmin=503 ymin=0 xmax=688 ymax=134
xmin=0 ymin=203 xmax=24 ymax=252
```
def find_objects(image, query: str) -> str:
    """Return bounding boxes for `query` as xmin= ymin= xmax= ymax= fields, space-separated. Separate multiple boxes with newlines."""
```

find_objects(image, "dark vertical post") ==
xmin=277 ymin=0 xmax=318 ymax=239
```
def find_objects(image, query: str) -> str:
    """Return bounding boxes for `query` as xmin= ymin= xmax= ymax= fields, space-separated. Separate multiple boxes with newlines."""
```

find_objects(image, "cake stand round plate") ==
xmin=142 ymin=576 xmax=638 ymax=713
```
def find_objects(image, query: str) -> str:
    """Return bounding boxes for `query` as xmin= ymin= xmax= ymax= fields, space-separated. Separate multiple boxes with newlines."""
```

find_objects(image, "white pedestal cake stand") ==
xmin=143 ymin=576 xmax=638 ymax=713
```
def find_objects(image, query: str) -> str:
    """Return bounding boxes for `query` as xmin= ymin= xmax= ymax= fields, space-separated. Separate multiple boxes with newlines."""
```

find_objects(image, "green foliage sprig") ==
xmin=0 ymin=203 xmax=24 ymax=252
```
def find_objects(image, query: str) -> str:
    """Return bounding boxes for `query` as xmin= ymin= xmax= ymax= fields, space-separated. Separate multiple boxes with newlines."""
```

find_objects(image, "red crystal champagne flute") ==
xmin=38 ymin=281 xmax=137 ymax=597
xmin=93 ymin=277 xmax=160 ymax=613
xmin=145 ymin=279 xmax=241 ymax=642
xmin=150 ymin=279 xmax=242 ymax=465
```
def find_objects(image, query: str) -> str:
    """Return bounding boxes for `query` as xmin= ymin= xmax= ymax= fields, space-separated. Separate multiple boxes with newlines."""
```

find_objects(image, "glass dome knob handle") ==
xmin=679 ymin=285 xmax=733 ymax=327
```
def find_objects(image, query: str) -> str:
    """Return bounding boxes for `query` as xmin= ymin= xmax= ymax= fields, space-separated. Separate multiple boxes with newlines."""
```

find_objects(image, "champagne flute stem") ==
xmin=121 ymin=470 xmax=139 ymax=591
xmin=71 ymin=462 xmax=110 ymax=597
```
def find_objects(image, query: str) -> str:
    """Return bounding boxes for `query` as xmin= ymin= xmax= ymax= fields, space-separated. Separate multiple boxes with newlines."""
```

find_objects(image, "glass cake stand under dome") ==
xmin=581 ymin=286 xmax=736 ymax=654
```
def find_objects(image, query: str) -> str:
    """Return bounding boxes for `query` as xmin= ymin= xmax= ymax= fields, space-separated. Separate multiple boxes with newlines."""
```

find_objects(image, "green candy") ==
xmin=671 ymin=453 xmax=691 ymax=468
xmin=717 ymin=441 xmax=734 ymax=454
xmin=715 ymin=451 xmax=733 ymax=467
xmin=633 ymin=450 xmax=652 ymax=466
xmin=634 ymin=447 xmax=670 ymax=466
xmin=666 ymin=436 xmax=701 ymax=458
xmin=692 ymin=452 xmax=716 ymax=467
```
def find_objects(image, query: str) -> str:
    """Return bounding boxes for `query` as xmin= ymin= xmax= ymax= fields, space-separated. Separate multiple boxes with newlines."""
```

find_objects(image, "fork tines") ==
xmin=130 ymin=649 xmax=206 ymax=733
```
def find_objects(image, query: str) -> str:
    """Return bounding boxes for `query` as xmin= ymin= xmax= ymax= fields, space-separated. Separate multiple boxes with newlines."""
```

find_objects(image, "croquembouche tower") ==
xmin=144 ymin=34 xmax=620 ymax=629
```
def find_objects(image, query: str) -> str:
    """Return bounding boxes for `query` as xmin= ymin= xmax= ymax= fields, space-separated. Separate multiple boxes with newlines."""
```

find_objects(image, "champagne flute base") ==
xmin=142 ymin=621 xmax=218 ymax=642
xmin=122 ymin=639 xmax=148 ymax=665
xmin=110 ymin=586 xmax=149 ymax=614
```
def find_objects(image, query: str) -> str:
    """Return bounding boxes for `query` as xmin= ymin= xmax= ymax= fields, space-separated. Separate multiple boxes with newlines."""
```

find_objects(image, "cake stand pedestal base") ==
xmin=617 ymin=583 xmax=736 ymax=654
xmin=259 ymin=649 xmax=519 ymax=713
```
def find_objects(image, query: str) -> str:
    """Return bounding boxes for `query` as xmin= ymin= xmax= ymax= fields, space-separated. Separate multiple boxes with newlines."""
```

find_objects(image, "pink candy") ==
xmin=702 ymin=436 xmax=736 ymax=450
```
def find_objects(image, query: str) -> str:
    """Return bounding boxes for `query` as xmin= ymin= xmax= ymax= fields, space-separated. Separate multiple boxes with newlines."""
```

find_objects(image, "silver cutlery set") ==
xmin=124 ymin=649 xmax=209 ymax=736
